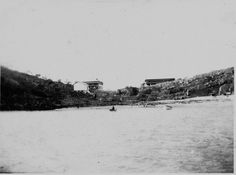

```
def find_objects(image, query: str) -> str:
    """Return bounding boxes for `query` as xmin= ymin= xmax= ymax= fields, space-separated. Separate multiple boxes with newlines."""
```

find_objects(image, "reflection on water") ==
xmin=0 ymin=98 xmax=233 ymax=173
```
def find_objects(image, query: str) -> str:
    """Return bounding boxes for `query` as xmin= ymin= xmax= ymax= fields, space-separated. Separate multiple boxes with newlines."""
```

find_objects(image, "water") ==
xmin=0 ymin=97 xmax=234 ymax=173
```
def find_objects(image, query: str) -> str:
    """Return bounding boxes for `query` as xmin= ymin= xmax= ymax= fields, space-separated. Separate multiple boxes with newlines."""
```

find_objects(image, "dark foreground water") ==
xmin=0 ymin=96 xmax=234 ymax=173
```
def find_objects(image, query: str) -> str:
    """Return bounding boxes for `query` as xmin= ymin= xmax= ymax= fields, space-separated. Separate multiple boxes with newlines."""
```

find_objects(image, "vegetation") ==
xmin=0 ymin=66 xmax=94 ymax=110
xmin=137 ymin=67 xmax=234 ymax=102
xmin=0 ymin=66 xmax=234 ymax=110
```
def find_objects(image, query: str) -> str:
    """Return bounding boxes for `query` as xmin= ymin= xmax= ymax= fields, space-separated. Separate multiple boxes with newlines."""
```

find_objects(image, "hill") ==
xmin=0 ymin=66 xmax=234 ymax=110
xmin=136 ymin=67 xmax=234 ymax=102
xmin=0 ymin=66 xmax=94 ymax=110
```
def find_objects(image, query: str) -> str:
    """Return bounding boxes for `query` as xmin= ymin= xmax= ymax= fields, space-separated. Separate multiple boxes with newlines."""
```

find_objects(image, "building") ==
xmin=83 ymin=80 xmax=103 ymax=92
xmin=73 ymin=82 xmax=89 ymax=92
xmin=73 ymin=80 xmax=103 ymax=93
xmin=145 ymin=78 xmax=175 ymax=86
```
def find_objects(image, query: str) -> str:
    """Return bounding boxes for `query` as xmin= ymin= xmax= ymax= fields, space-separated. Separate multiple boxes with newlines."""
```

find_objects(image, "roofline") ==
xmin=145 ymin=78 xmax=175 ymax=82
xmin=83 ymin=81 xmax=103 ymax=85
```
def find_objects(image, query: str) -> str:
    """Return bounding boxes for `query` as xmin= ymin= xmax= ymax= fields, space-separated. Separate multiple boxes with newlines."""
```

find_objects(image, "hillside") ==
xmin=136 ymin=67 xmax=234 ymax=102
xmin=0 ymin=66 xmax=234 ymax=110
xmin=0 ymin=66 xmax=94 ymax=110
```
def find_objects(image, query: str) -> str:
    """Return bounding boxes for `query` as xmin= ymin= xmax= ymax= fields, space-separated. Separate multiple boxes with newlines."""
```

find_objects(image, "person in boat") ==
xmin=110 ymin=106 xmax=116 ymax=111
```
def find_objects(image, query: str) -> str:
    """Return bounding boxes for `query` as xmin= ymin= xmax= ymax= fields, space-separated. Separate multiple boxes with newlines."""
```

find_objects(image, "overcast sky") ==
xmin=0 ymin=0 xmax=235 ymax=90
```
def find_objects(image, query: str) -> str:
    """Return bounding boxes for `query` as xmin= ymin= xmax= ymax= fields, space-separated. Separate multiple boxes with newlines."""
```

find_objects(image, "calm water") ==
xmin=0 ymin=97 xmax=234 ymax=173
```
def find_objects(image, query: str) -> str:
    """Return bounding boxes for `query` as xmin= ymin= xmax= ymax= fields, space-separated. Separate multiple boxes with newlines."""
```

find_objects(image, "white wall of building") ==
xmin=73 ymin=82 xmax=88 ymax=91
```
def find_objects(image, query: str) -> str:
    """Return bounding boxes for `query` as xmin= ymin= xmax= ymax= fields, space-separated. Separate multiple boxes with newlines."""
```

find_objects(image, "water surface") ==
xmin=0 ymin=97 xmax=233 ymax=173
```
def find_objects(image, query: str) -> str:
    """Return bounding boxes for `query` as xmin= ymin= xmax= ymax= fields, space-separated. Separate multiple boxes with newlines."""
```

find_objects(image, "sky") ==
xmin=0 ymin=0 xmax=235 ymax=90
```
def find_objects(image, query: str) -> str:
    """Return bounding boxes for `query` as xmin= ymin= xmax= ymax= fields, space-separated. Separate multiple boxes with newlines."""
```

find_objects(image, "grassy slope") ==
xmin=0 ymin=66 xmax=234 ymax=110
xmin=137 ymin=67 xmax=234 ymax=101
xmin=0 ymin=66 xmax=94 ymax=110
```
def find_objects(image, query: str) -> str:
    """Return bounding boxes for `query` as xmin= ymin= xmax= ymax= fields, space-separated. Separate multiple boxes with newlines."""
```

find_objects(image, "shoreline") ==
xmin=57 ymin=95 xmax=234 ymax=111
xmin=1 ymin=95 xmax=234 ymax=112
xmin=137 ymin=94 xmax=234 ymax=105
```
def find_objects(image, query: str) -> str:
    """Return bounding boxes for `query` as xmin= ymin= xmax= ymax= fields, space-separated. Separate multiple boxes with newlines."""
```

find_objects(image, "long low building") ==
xmin=145 ymin=78 xmax=175 ymax=86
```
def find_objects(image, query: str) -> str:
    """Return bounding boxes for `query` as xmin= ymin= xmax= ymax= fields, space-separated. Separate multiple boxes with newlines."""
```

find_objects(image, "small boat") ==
xmin=164 ymin=105 xmax=172 ymax=110
xmin=110 ymin=108 xmax=117 ymax=112
xmin=143 ymin=103 xmax=156 ymax=108
xmin=109 ymin=106 xmax=117 ymax=112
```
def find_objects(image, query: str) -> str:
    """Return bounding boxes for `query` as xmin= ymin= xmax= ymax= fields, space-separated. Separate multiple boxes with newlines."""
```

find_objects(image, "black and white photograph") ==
xmin=0 ymin=0 xmax=235 ymax=174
